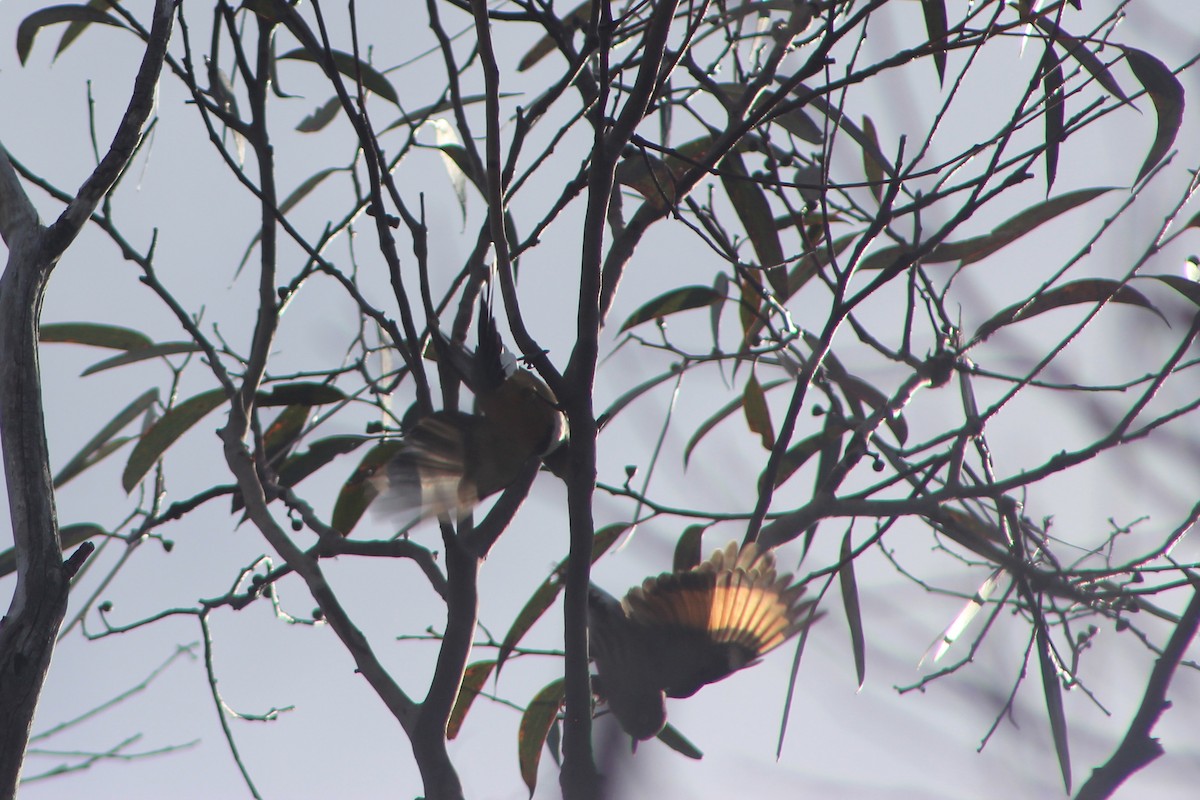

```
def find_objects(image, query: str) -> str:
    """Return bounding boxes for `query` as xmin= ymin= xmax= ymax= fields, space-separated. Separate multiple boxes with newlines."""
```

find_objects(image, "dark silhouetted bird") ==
xmin=371 ymin=301 xmax=567 ymax=521
xmin=588 ymin=541 xmax=819 ymax=740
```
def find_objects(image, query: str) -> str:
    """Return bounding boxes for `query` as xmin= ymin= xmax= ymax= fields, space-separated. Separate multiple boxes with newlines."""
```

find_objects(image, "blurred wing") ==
xmin=622 ymin=541 xmax=819 ymax=698
xmin=371 ymin=412 xmax=478 ymax=520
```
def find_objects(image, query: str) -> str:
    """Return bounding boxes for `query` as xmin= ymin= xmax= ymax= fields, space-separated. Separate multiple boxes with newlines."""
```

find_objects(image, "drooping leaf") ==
xmin=40 ymin=322 xmax=153 ymax=351
xmin=277 ymin=47 xmax=399 ymax=105
xmin=683 ymin=379 xmax=788 ymax=465
xmin=257 ymin=382 xmax=347 ymax=407
xmin=835 ymin=373 xmax=908 ymax=445
xmin=599 ymin=366 xmax=685 ymax=425
xmin=55 ymin=388 xmax=158 ymax=488
xmin=839 ymin=531 xmax=866 ymax=690
xmin=277 ymin=436 xmax=371 ymax=489
xmin=657 ymin=723 xmax=703 ymax=759
xmin=1123 ymin=47 xmax=1185 ymax=185
xmin=122 ymin=389 xmax=228 ymax=492
xmin=494 ymin=524 xmax=627 ymax=675
xmin=742 ymin=371 xmax=775 ymax=450
xmin=295 ymin=97 xmax=341 ymax=132
xmin=1147 ymin=274 xmax=1200 ymax=307
xmin=862 ymin=188 xmax=1115 ymax=271
xmin=517 ymin=1 xmax=592 ymax=71
xmin=55 ymin=0 xmax=116 ymax=58
xmin=447 ymin=660 xmax=496 ymax=739
xmin=619 ymin=286 xmax=724 ymax=333
xmin=237 ymin=168 xmax=347 ymax=275
xmin=82 ymin=342 xmax=204 ymax=377
xmin=0 ymin=523 xmax=107 ymax=579
xmin=767 ymin=429 xmax=843 ymax=489
xmin=1035 ymin=623 xmax=1072 ymax=792
xmin=518 ymin=679 xmax=566 ymax=795
xmin=1034 ymin=19 xmax=1127 ymax=103
xmin=975 ymin=279 xmax=1166 ymax=341
xmin=860 ymin=115 xmax=885 ymax=204
xmin=1040 ymin=44 xmax=1065 ymax=193
xmin=777 ymin=83 xmax=895 ymax=182
xmin=721 ymin=150 xmax=787 ymax=296
xmin=920 ymin=0 xmax=948 ymax=85
xmin=330 ymin=441 xmax=405 ymax=535
xmin=672 ymin=525 xmax=706 ymax=571
xmin=709 ymin=271 xmax=729 ymax=349
xmin=17 ymin=4 xmax=122 ymax=65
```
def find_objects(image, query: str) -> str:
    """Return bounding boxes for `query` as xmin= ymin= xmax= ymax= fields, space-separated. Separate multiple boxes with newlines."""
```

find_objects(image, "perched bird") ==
xmin=588 ymin=541 xmax=819 ymax=740
xmin=371 ymin=301 xmax=567 ymax=521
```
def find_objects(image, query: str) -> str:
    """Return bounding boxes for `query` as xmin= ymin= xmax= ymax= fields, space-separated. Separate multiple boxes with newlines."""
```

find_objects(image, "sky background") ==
xmin=3 ymin=1 xmax=1200 ymax=798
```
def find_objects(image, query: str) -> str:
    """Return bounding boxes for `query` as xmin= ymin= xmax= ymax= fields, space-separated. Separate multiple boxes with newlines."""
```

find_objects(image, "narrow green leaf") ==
xmin=618 ymin=286 xmax=724 ymax=333
xmin=0 ymin=523 xmax=107 ymax=579
xmin=256 ymin=382 xmax=346 ymax=407
xmin=518 ymin=679 xmax=566 ymax=796
xmin=1040 ymin=45 xmax=1065 ymax=193
xmin=517 ymin=1 xmax=592 ymax=71
xmin=495 ymin=524 xmax=628 ymax=675
xmin=295 ymin=97 xmax=341 ymax=133
xmin=280 ymin=168 xmax=344 ymax=213
xmin=860 ymin=116 xmax=885 ymax=203
xmin=930 ymin=188 xmax=1115 ymax=267
xmin=55 ymin=388 xmax=158 ymax=488
xmin=683 ymin=379 xmax=788 ymax=466
xmin=54 ymin=0 xmax=115 ymax=59
xmin=448 ymin=660 xmax=496 ymax=740
xmin=1036 ymin=624 xmax=1072 ymax=792
xmin=122 ymin=389 xmax=228 ymax=492
xmin=1035 ymin=19 xmax=1127 ymax=103
xmin=836 ymin=373 xmax=908 ymax=445
xmin=721 ymin=150 xmax=787 ymax=296
xmin=331 ymin=441 xmax=405 ymax=535
xmin=920 ymin=0 xmax=948 ymax=84
xmin=1147 ymin=274 xmax=1200 ymax=307
xmin=277 ymin=436 xmax=370 ymax=489
xmin=40 ymin=322 xmax=153 ymax=351
xmin=672 ymin=525 xmax=707 ymax=571
xmin=709 ymin=271 xmax=729 ymax=349
xmin=767 ymin=430 xmax=842 ymax=489
xmin=600 ymin=367 xmax=685 ymax=425
xmin=82 ymin=342 xmax=204 ymax=376
xmin=17 ymin=4 xmax=121 ymax=65
xmin=839 ymin=531 xmax=866 ymax=690
xmin=1123 ymin=47 xmax=1185 ymax=185
xmin=278 ymin=47 xmax=399 ymax=105
xmin=657 ymin=723 xmax=704 ymax=759
xmin=976 ymin=279 xmax=1166 ymax=341
xmin=743 ymin=371 xmax=776 ymax=450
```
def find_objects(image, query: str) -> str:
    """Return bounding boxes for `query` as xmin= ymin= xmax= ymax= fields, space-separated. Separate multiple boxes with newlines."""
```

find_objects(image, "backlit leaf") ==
xmin=278 ymin=47 xmax=399 ymax=105
xmin=619 ymin=286 xmax=724 ymax=333
xmin=518 ymin=679 xmax=565 ymax=795
xmin=975 ymin=279 xmax=1165 ymax=341
xmin=40 ymin=322 xmax=153 ymax=351
xmin=122 ymin=389 xmax=228 ymax=492
xmin=1123 ymin=47 xmax=1185 ymax=185
xmin=839 ymin=531 xmax=866 ymax=690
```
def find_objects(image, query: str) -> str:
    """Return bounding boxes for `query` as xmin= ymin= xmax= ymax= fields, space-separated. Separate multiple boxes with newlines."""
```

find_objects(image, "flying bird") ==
xmin=588 ymin=541 xmax=819 ymax=740
xmin=371 ymin=300 xmax=567 ymax=521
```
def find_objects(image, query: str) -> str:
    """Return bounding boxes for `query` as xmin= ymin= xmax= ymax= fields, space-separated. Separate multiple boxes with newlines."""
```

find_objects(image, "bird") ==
xmin=588 ymin=541 xmax=819 ymax=741
xmin=370 ymin=299 xmax=568 ymax=521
